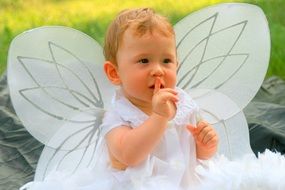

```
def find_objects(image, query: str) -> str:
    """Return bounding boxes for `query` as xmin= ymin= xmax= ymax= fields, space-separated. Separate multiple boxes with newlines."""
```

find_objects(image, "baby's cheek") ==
xmin=168 ymin=72 xmax=177 ymax=88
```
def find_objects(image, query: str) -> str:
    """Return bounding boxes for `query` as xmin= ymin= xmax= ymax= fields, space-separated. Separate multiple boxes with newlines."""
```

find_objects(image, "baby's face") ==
xmin=115 ymin=28 xmax=177 ymax=108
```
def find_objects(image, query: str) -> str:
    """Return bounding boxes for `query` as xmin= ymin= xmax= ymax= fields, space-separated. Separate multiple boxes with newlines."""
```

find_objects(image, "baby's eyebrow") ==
xmin=163 ymin=53 xmax=176 ymax=58
xmin=133 ymin=53 xmax=150 ymax=59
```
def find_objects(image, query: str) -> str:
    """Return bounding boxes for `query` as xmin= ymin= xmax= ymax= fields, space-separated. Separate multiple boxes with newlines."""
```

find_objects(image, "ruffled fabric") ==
xmin=22 ymin=150 xmax=285 ymax=190
xmin=174 ymin=88 xmax=199 ymax=126
xmin=194 ymin=150 xmax=285 ymax=190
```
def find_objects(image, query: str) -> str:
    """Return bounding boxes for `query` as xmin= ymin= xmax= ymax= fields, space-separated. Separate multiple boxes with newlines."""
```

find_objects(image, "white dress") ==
xmin=23 ymin=87 xmax=203 ymax=190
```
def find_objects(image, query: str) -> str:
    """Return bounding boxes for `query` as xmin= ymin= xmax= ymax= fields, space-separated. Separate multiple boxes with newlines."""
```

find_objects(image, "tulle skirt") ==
xmin=195 ymin=150 xmax=285 ymax=190
xmin=21 ymin=150 xmax=285 ymax=190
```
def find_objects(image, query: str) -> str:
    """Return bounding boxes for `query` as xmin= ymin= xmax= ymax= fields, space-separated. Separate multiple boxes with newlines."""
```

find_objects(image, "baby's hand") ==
xmin=187 ymin=121 xmax=218 ymax=160
xmin=152 ymin=78 xmax=178 ymax=120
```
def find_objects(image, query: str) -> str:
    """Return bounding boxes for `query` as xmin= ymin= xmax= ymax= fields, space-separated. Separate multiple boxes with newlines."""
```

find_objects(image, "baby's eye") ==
xmin=163 ymin=59 xmax=172 ymax=64
xmin=138 ymin=58 xmax=149 ymax=64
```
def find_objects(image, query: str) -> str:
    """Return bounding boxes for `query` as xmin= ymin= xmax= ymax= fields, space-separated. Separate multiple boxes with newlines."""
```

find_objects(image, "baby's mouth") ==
xmin=149 ymin=84 xmax=165 ymax=89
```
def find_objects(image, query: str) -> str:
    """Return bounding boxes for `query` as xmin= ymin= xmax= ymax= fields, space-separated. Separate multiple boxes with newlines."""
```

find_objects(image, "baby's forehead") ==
xmin=122 ymin=26 xmax=175 ymax=41
xmin=118 ymin=28 xmax=176 ymax=49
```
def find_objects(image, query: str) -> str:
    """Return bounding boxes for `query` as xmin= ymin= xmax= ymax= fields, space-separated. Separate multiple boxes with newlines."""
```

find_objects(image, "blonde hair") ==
xmin=103 ymin=8 xmax=175 ymax=65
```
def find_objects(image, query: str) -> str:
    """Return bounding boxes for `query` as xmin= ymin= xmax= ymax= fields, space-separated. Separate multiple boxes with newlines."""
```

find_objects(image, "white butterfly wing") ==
xmin=34 ymin=114 xmax=104 ymax=180
xmin=8 ymin=26 xmax=115 ymax=179
xmin=8 ymin=26 xmax=114 ymax=149
xmin=175 ymin=3 xmax=270 ymax=111
xmin=175 ymin=3 xmax=270 ymax=159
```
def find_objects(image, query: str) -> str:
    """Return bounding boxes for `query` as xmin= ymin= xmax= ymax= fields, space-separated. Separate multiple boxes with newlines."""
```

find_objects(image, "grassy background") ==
xmin=0 ymin=0 xmax=284 ymax=79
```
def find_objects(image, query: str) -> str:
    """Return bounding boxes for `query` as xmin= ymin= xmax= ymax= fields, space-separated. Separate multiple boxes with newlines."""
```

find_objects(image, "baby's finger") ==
xmin=186 ymin=124 xmax=196 ymax=135
xmin=201 ymin=130 xmax=217 ymax=145
xmin=154 ymin=77 xmax=161 ymax=94
xmin=206 ymin=135 xmax=219 ymax=147
xmin=158 ymin=88 xmax=178 ymax=95
xmin=197 ymin=120 xmax=208 ymax=129
xmin=160 ymin=92 xmax=179 ymax=103
xmin=196 ymin=125 xmax=211 ymax=142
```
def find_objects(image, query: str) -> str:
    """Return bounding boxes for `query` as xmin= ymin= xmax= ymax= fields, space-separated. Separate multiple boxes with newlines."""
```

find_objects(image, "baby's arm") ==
xmin=106 ymin=78 xmax=178 ymax=168
xmin=187 ymin=121 xmax=218 ymax=160
xmin=106 ymin=113 xmax=169 ymax=168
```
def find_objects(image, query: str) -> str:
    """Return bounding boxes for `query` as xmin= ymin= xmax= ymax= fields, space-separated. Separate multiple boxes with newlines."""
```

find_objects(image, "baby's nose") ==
xmin=151 ymin=64 xmax=163 ymax=76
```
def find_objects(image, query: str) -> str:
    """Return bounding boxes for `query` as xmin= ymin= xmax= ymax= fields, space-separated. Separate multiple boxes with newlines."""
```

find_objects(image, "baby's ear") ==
xmin=104 ymin=61 xmax=121 ymax=85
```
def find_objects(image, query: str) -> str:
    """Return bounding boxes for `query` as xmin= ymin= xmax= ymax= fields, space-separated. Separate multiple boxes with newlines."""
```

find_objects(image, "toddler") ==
xmin=99 ymin=7 xmax=218 ymax=189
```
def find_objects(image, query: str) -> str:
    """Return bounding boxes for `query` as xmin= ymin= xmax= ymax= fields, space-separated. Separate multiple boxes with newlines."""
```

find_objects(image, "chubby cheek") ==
xmin=167 ymin=71 xmax=177 ymax=89
xmin=123 ymin=73 xmax=145 ymax=91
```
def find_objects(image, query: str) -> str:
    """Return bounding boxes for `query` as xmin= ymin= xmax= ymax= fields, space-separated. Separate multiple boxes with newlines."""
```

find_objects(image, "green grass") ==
xmin=0 ymin=0 xmax=284 ymax=79
xmin=254 ymin=0 xmax=285 ymax=79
